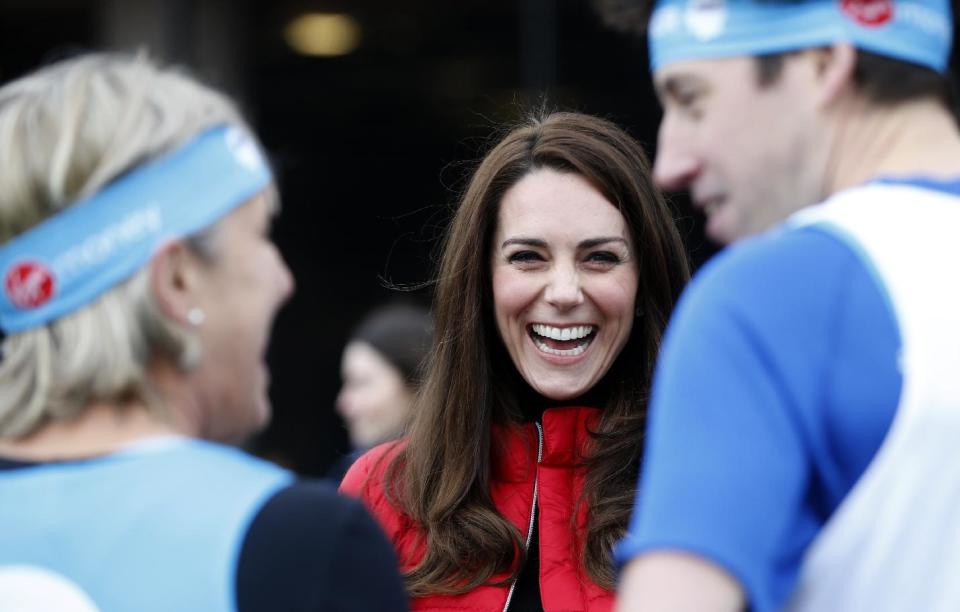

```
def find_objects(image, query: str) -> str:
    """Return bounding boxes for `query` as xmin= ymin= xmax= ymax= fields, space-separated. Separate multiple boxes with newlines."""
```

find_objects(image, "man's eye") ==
xmin=675 ymin=91 xmax=698 ymax=107
xmin=672 ymin=90 xmax=705 ymax=119
xmin=508 ymin=250 xmax=544 ymax=263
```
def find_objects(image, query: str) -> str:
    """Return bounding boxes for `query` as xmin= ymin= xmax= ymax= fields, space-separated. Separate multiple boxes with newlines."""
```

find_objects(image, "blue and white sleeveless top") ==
xmin=784 ymin=180 xmax=960 ymax=611
xmin=0 ymin=437 xmax=292 ymax=611
xmin=617 ymin=178 xmax=960 ymax=611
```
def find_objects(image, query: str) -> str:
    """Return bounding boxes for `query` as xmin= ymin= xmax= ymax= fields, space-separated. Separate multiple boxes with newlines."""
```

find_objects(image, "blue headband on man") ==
xmin=0 ymin=125 xmax=273 ymax=333
xmin=649 ymin=0 xmax=953 ymax=73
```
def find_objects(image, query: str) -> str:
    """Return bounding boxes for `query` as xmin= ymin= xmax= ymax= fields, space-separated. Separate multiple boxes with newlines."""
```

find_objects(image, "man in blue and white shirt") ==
xmin=608 ymin=1 xmax=960 ymax=610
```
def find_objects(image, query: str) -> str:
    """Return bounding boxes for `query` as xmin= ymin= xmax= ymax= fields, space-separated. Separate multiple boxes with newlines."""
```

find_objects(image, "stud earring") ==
xmin=187 ymin=307 xmax=206 ymax=326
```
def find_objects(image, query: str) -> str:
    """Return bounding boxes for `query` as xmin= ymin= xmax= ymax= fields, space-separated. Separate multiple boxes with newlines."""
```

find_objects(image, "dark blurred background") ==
xmin=0 ymin=0 xmax=740 ymax=475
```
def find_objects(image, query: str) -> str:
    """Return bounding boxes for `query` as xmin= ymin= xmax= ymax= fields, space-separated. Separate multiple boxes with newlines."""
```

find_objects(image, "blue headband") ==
xmin=0 ymin=125 xmax=273 ymax=333
xmin=649 ymin=0 xmax=953 ymax=73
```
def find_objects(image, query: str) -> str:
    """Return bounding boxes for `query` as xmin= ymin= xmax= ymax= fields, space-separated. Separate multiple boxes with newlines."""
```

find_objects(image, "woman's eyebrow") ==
xmin=500 ymin=236 xmax=628 ymax=249
xmin=500 ymin=237 xmax=547 ymax=249
xmin=579 ymin=237 xmax=628 ymax=249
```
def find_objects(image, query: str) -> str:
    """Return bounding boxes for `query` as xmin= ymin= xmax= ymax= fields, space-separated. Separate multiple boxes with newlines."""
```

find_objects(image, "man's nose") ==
xmin=653 ymin=118 xmax=701 ymax=192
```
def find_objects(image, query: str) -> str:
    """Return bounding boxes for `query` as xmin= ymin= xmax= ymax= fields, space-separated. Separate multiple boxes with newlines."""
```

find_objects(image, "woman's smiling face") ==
xmin=491 ymin=168 xmax=639 ymax=401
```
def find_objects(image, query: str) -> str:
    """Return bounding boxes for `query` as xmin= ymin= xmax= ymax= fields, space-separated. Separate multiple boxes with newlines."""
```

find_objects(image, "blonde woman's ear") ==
xmin=148 ymin=240 xmax=204 ymax=326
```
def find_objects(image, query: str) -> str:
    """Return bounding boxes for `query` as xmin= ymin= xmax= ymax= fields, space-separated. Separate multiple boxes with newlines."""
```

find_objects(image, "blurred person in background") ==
xmin=330 ymin=301 xmax=432 ymax=482
xmin=341 ymin=111 xmax=690 ymax=611
xmin=0 ymin=52 xmax=407 ymax=612
xmin=595 ymin=1 xmax=960 ymax=610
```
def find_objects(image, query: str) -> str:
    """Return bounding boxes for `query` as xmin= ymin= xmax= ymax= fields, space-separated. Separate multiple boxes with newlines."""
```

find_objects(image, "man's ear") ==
xmin=815 ymin=42 xmax=857 ymax=109
xmin=149 ymin=240 xmax=203 ymax=325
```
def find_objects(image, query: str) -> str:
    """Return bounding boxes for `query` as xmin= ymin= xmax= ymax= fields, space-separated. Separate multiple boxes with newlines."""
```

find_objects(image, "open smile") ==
xmin=528 ymin=323 xmax=596 ymax=357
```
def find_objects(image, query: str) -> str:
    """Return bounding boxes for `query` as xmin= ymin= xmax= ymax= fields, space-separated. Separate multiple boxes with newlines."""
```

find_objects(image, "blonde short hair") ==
xmin=0 ymin=53 xmax=253 ymax=438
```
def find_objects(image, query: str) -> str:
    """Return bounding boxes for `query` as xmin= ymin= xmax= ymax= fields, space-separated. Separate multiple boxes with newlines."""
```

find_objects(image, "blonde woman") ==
xmin=0 ymin=54 xmax=406 ymax=612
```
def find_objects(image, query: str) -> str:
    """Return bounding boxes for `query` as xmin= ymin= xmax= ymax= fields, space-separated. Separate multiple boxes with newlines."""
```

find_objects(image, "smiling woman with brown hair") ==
xmin=341 ymin=111 xmax=689 ymax=611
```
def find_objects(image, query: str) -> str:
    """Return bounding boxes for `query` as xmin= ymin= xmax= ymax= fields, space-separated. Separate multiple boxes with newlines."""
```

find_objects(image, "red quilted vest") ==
xmin=340 ymin=406 xmax=614 ymax=612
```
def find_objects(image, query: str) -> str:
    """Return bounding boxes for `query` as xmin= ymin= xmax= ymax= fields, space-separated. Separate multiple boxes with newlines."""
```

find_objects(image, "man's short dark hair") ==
xmin=592 ymin=0 xmax=958 ymax=116
xmin=756 ymin=51 xmax=959 ymax=117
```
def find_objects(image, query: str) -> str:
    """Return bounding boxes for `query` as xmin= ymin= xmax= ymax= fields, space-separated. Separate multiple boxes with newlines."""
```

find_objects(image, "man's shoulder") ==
xmin=688 ymin=225 xmax=861 ymax=309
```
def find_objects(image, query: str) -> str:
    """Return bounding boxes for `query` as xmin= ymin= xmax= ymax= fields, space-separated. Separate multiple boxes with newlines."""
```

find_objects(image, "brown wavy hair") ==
xmin=386 ymin=111 xmax=690 ymax=595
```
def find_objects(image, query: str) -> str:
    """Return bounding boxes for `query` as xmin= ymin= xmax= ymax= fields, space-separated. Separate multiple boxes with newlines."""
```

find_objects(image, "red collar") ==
xmin=490 ymin=406 xmax=600 ymax=481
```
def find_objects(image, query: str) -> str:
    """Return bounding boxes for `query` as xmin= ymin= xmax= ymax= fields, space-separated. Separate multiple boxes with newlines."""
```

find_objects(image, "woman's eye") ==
xmin=508 ymin=250 xmax=544 ymax=263
xmin=586 ymin=251 xmax=622 ymax=265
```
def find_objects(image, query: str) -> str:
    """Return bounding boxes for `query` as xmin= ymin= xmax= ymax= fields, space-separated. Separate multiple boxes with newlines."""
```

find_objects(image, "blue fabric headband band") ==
xmin=0 ymin=125 xmax=273 ymax=333
xmin=648 ymin=0 xmax=953 ymax=74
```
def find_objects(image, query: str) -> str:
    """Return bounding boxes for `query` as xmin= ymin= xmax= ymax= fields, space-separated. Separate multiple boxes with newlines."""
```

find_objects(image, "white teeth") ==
xmin=531 ymin=324 xmax=594 ymax=341
xmin=532 ymin=335 xmax=587 ymax=356
xmin=529 ymin=324 xmax=595 ymax=357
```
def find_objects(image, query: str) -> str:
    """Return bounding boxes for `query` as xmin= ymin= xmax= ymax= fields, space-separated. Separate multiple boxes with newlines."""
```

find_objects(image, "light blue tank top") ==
xmin=0 ymin=437 xmax=292 ymax=611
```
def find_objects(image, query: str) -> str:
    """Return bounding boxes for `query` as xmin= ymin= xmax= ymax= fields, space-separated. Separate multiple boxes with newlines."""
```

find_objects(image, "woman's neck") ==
xmin=514 ymin=376 xmax=611 ymax=422
xmin=0 ymin=402 xmax=180 ymax=462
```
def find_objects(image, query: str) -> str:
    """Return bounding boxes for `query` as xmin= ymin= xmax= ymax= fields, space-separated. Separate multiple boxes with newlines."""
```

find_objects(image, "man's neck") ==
xmin=824 ymin=96 xmax=960 ymax=196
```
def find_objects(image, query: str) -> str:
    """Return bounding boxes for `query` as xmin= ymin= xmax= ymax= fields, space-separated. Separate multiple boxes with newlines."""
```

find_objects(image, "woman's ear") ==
xmin=149 ymin=240 xmax=203 ymax=325
xmin=815 ymin=42 xmax=858 ymax=109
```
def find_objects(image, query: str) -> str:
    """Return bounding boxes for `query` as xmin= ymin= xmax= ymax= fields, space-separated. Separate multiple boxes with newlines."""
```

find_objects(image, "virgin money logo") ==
xmin=841 ymin=0 xmax=894 ymax=26
xmin=4 ymin=261 xmax=55 ymax=309
xmin=225 ymin=127 xmax=267 ymax=173
xmin=685 ymin=0 xmax=728 ymax=40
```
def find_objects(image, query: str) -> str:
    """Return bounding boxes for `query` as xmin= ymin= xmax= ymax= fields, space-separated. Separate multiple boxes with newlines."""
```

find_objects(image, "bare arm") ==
xmin=616 ymin=551 xmax=746 ymax=612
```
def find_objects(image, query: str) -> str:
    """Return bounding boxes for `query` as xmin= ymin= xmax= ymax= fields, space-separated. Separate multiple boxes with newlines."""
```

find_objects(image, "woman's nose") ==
xmin=335 ymin=389 xmax=352 ymax=418
xmin=275 ymin=250 xmax=295 ymax=303
xmin=544 ymin=265 xmax=584 ymax=310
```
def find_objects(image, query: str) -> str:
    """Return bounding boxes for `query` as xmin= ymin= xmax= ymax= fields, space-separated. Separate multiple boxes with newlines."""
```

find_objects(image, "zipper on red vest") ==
xmin=502 ymin=421 xmax=544 ymax=612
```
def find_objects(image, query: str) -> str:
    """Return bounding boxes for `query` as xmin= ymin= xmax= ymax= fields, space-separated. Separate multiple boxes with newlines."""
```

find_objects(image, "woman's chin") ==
xmin=529 ymin=382 xmax=589 ymax=403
